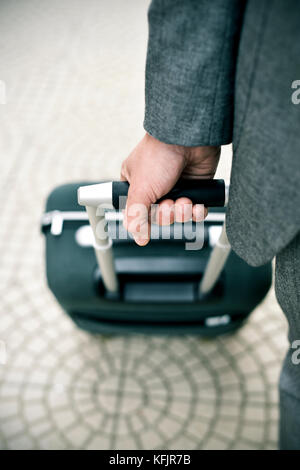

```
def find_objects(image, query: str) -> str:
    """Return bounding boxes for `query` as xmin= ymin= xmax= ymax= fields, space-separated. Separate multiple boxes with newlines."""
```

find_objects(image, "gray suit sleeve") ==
xmin=144 ymin=0 xmax=246 ymax=146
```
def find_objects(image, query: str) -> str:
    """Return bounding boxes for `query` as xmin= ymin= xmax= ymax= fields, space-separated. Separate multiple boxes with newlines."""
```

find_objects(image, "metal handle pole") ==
xmin=85 ymin=206 xmax=119 ymax=294
xmin=199 ymin=221 xmax=231 ymax=296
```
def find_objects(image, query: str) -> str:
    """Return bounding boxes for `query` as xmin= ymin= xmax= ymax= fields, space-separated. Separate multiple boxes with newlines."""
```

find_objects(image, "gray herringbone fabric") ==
xmin=144 ymin=0 xmax=300 ymax=265
xmin=144 ymin=0 xmax=244 ymax=147
xmin=144 ymin=0 xmax=300 ymax=449
xmin=227 ymin=0 xmax=300 ymax=266
xmin=276 ymin=232 xmax=300 ymax=449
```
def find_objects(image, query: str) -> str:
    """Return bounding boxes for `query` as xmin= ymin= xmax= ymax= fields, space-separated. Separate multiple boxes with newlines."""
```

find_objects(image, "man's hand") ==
xmin=121 ymin=133 xmax=220 ymax=246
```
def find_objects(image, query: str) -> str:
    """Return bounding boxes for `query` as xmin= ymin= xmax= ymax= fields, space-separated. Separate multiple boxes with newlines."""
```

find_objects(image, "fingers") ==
xmin=173 ymin=200 xmax=207 ymax=223
xmin=123 ymin=190 xmax=208 ymax=243
xmin=155 ymin=198 xmax=208 ymax=225
xmin=174 ymin=197 xmax=193 ymax=223
xmin=123 ymin=183 xmax=152 ymax=246
xmin=192 ymin=204 xmax=208 ymax=222
xmin=155 ymin=199 xmax=175 ymax=225
xmin=155 ymin=198 xmax=193 ymax=225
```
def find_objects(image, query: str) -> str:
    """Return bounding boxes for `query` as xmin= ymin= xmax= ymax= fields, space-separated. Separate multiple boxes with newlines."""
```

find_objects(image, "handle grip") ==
xmin=112 ymin=179 xmax=226 ymax=210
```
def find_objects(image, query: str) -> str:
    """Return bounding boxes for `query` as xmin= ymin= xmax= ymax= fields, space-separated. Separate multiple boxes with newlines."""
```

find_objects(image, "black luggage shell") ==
xmin=42 ymin=183 xmax=272 ymax=335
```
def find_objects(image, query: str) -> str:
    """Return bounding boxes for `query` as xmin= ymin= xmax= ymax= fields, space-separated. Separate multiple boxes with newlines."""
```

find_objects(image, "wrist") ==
xmin=145 ymin=132 xmax=220 ymax=164
xmin=182 ymin=145 xmax=221 ymax=163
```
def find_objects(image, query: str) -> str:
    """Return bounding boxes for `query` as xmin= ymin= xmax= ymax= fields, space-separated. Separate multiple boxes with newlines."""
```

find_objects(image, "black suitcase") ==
xmin=41 ymin=182 xmax=272 ymax=335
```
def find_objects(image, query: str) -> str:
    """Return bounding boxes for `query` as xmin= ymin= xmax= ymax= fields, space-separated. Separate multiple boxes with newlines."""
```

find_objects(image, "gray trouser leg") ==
xmin=275 ymin=232 xmax=300 ymax=450
xmin=279 ymin=351 xmax=300 ymax=449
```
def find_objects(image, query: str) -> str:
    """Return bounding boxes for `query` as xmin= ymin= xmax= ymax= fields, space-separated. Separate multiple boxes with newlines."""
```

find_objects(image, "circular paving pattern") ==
xmin=0 ymin=275 xmax=287 ymax=449
xmin=0 ymin=0 xmax=288 ymax=450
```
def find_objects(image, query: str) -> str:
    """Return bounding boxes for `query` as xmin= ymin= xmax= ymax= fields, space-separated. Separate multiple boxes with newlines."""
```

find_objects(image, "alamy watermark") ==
xmin=291 ymin=340 xmax=300 ymax=365
xmin=291 ymin=80 xmax=300 ymax=105
xmin=94 ymin=199 xmax=205 ymax=250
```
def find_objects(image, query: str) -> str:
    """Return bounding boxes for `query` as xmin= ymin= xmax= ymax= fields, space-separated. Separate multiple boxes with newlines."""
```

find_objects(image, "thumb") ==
xmin=123 ymin=179 xmax=155 ymax=246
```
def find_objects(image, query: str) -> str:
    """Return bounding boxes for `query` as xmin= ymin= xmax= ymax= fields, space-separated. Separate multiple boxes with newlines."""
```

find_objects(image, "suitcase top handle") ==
xmin=78 ymin=179 xmax=227 ymax=209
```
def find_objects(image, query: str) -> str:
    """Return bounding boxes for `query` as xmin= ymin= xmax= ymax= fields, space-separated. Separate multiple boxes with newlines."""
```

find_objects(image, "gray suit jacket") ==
xmin=144 ymin=0 xmax=300 ymax=266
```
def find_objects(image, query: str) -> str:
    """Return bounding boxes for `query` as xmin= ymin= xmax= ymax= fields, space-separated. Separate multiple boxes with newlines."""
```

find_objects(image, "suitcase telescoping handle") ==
xmin=112 ymin=179 xmax=226 ymax=209
xmin=77 ymin=179 xmax=229 ymax=296
xmin=111 ymin=179 xmax=230 ymax=296
xmin=78 ymin=179 xmax=227 ymax=209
